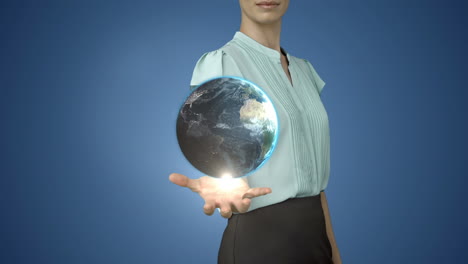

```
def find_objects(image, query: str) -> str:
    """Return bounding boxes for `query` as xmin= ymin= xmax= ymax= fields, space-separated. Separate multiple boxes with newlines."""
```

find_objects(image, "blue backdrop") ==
xmin=1 ymin=1 xmax=467 ymax=263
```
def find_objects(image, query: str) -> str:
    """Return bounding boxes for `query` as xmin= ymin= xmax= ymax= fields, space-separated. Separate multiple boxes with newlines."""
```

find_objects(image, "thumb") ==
xmin=169 ymin=173 xmax=199 ymax=192
xmin=242 ymin=187 xmax=272 ymax=199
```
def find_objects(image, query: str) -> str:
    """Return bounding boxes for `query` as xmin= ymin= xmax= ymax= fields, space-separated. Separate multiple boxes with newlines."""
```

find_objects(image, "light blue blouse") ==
xmin=189 ymin=31 xmax=329 ymax=212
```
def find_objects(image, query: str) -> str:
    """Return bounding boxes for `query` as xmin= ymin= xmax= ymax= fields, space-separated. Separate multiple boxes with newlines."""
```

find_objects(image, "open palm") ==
xmin=169 ymin=173 xmax=272 ymax=218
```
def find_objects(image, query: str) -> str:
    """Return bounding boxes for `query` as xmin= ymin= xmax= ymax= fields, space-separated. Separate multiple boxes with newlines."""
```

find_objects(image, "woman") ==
xmin=170 ymin=0 xmax=342 ymax=263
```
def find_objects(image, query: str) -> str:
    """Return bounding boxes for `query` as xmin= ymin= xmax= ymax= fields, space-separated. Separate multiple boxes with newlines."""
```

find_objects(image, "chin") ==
xmin=253 ymin=13 xmax=283 ymax=25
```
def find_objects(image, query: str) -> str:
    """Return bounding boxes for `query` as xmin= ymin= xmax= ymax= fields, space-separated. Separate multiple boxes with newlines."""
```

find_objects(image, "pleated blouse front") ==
xmin=189 ymin=31 xmax=330 ymax=212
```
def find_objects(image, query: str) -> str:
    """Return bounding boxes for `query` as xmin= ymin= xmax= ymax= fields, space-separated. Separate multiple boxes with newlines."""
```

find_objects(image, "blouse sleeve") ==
xmin=305 ymin=60 xmax=326 ymax=96
xmin=189 ymin=49 xmax=244 ymax=90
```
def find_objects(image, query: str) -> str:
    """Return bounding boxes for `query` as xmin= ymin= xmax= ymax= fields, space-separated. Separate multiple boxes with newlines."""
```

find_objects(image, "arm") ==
xmin=320 ymin=191 xmax=342 ymax=264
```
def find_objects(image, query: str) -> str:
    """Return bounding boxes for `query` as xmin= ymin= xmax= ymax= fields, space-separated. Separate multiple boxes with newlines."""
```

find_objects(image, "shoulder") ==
xmin=288 ymin=54 xmax=315 ymax=72
xmin=190 ymin=42 xmax=244 ymax=90
xmin=189 ymin=48 xmax=225 ymax=89
xmin=288 ymin=54 xmax=318 ymax=78
xmin=193 ymin=41 xmax=241 ymax=66
xmin=290 ymin=55 xmax=326 ymax=95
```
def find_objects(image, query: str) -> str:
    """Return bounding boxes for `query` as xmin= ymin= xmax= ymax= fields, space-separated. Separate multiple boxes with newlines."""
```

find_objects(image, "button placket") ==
xmin=277 ymin=60 xmax=304 ymax=112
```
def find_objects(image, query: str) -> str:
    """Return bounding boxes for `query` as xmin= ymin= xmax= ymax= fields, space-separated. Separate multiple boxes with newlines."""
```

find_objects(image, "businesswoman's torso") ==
xmin=190 ymin=31 xmax=330 ymax=212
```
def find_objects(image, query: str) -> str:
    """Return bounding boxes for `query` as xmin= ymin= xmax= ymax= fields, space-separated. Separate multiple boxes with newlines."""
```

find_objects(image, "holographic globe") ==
xmin=176 ymin=76 xmax=279 ymax=178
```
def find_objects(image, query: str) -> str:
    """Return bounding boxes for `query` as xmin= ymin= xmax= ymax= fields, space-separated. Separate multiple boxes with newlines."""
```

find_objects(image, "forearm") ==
xmin=320 ymin=191 xmax=342 ymax=264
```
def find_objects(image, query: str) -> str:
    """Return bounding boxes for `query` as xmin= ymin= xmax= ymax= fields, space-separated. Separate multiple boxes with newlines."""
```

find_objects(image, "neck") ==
xmin=239 ymin=16 xmax=282 ymax=54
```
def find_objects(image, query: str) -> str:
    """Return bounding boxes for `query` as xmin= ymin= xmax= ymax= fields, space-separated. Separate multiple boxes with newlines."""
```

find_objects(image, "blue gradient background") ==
xmin=1 ymin=1 xmax=467 ymax=263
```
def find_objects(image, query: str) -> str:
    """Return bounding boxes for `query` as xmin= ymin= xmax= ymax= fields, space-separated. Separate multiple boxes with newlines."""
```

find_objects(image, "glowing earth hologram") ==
xmin=176 ymin=76 xmax=279 ymax=178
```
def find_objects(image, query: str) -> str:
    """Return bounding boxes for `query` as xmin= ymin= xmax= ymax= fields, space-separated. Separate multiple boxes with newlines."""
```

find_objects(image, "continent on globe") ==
xmin=239 ymin=99 xmax=276 ymax=161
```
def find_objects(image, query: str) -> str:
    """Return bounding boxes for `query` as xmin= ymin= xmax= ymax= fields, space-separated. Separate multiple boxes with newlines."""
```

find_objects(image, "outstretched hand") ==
xmin=169 ymin=173 xmax=272 ymax=218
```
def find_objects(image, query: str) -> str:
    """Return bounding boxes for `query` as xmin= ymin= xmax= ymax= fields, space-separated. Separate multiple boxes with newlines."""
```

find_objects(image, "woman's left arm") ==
xmin=320 ymin=191 xmax=342 ymax=264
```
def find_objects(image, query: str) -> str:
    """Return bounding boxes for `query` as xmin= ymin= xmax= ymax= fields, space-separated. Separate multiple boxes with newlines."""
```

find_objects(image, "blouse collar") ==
xmin=233 ymin=31 xmax=291 ymax=63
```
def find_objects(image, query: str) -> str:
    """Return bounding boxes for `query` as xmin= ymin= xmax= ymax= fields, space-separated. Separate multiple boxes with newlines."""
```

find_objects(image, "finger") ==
xmin=219 ymin=204 xmax=232 ymax=219
xmin=242 ymin=187 xmax=272 ymax=199
xmin=168 ymin=173 xmax=188 ymax=187
xmin=233 ymin=198 xmax=251 ymax=213
xmin=169 ymin=173 xmax=199 ymax=192
xmin=203 ymin=201 xmax=216 ymax=216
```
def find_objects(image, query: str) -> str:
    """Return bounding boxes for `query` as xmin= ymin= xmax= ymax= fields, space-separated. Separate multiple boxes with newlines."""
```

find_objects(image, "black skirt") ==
xmin=218 ymin=193 xmax=333 ymax=264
